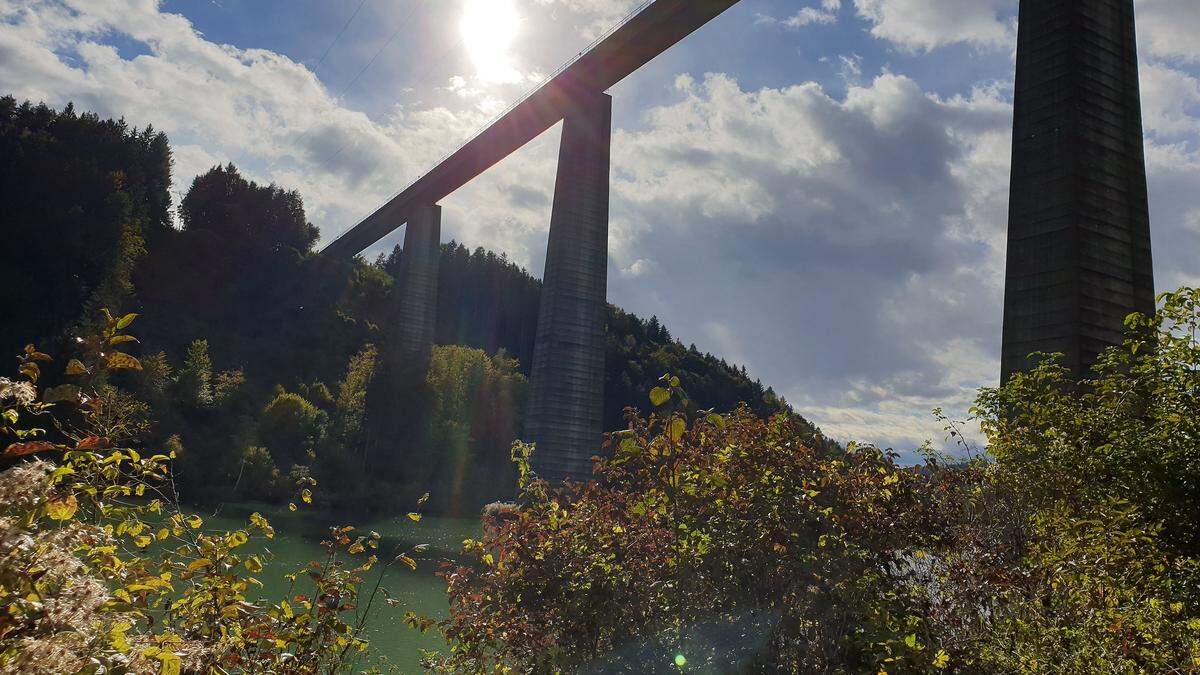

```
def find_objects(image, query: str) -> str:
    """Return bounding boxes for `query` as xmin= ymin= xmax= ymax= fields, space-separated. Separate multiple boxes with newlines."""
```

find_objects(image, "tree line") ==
xmin=0 ymin=96 xmax=821 ymax=515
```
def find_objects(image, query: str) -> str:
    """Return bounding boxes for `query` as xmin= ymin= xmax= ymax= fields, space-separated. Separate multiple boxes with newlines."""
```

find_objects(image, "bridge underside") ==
xmin=321 ymin=0 xmax=740 ymax=261
xmin=340 ymin=0 xmax=743 ymax=483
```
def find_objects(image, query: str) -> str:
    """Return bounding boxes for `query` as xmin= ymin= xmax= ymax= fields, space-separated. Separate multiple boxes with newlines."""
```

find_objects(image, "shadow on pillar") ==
xmin=361 ymin=204 xmax=441 ymax=512
xmin=525 ymin=90 xmax=612 ymax=483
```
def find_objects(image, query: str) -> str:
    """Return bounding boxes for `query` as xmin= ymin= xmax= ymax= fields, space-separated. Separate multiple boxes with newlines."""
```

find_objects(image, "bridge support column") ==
xmin=363 ymin=204 xmax=440 ymax=484
xmin=392 ymin=203 xmax=442 ymax=363
xmin=526 ymin=90 xmax=612 ymax=483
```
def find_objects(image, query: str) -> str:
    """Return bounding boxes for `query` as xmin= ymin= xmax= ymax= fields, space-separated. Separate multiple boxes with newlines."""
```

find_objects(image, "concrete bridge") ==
xmin=324 ymin=0 xmax=744 ymax=482
xmin=324 ymin=0 xmax=1154 ymax=482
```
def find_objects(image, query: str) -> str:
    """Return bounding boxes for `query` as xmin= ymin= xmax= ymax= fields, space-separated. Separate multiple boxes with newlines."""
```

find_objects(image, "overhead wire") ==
xmin=228 ymin=0 xmax=425 ymax=169
xmin=317 ymin=34 xmax=468 ymax=168
xmin=313 ymin=0 xmax=368 ymax=74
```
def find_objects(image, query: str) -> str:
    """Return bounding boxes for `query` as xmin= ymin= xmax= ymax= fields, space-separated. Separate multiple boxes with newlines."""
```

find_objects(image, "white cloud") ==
xmin=605 ymin=72 xmax=1015 ymax=452
xmin=1140 ymin=62 xmax=1200 ymax=137
xmin=853 ymin=0 xmax=1015 ymax=52
xmin=1137 ymin=0 xmax=1200 ymax=63
xmin=756 ymin=0 xmax=842 ymax=30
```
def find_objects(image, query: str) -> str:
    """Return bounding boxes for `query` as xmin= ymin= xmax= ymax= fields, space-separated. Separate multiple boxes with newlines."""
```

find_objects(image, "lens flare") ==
xmin=460 ymin=0 xmax=522 ymax=83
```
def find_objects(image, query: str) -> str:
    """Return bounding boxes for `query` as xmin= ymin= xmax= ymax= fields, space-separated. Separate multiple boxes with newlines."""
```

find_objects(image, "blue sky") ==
xmin=3 ymin=0 xmax=1199 ymax=453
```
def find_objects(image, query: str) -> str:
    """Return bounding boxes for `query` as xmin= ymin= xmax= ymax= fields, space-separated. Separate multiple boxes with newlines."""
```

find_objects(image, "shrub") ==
xmin=432 ymin=289 xmax=1200 ymax=673
xmin=432 ymin=383 xmax=979 ymax=672
xmin=0 ymin=312 xmax=424 ymax=672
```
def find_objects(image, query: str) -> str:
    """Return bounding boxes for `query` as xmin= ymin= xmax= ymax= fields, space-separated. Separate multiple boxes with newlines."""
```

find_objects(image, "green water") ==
xmin=204 ymin=503 xmax=480 ymax=672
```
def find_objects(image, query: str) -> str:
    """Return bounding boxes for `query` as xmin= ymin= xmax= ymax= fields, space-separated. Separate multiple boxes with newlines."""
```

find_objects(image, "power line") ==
xmin=227 ymin=0 xmax=424 ymax=170
xmin=317 ymin=35 xmax=466 ymax=168
xmin=312 ymin=0 xmax=367 ymax=74
xmin=333 ymin=0 xmax=425 ymax=102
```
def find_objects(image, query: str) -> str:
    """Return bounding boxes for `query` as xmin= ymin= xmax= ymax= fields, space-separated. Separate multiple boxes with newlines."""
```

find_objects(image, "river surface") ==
xmin=205 ymin=503 xmax=481 ymax=672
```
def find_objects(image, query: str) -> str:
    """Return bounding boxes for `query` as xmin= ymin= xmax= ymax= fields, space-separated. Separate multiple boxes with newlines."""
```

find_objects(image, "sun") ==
xmin=460 ymin=0 xmax=522 ymax=84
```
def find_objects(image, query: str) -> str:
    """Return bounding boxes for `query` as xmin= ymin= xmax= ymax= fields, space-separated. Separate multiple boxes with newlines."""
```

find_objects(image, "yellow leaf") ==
xmin=245 ymin=556 xmax=263 ymax=573
xmin=667 ymin=418 xmax=686 ymax=442
xmin=407 ymin=512 xmax=422 ymax=522
xmin=288 ymin=503 xmax=297 ymax=512
xmin=281 ymin=600 xmax=293 ymax=618
xmin=106 ymin=352 xmax=142 ymax=371
xmin=157 ymin=650 xmax=181 ymax=675
xmin=398 ymin=554 xmax=417 ymax=570
xmin=649 ymin=387 xmax=671 ymax=407
xmin=187 ymin=558 xmax=212 ymax=572
xmin=65 ymin=359 xmax=88 ymax=376
xmin=46 ymin=494 xmax=78 ymax=521
xmin=185 ymin=515 xmax=203 ymax=529
xmin=301 ymin=488 xmax=312 ymax=504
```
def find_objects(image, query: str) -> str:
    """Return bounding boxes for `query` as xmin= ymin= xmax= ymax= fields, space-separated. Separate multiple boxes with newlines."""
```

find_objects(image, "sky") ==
xmin=2 ymin=0 xmax=1199 ymax=455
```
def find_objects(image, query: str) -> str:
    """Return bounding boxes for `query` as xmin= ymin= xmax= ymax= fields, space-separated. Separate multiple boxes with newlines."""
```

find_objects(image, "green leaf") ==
xmin=649 ymin=387 xmax=671 ymax=407
xmin=115 ymin=313 xmax=138 ymax=329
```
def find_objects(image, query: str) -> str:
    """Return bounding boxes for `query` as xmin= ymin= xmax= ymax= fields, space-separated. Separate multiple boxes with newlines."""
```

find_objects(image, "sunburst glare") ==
xmin=460 ymin=0 xmax=522 ymax=84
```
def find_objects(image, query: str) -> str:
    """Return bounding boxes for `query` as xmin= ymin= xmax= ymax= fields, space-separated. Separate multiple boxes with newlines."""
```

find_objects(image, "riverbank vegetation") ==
xmin=431 ymin=288 xmax=1200 ymax=672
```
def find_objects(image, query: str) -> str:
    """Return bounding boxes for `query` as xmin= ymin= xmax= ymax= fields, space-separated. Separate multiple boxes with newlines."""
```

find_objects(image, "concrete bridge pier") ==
xmin=392 ymin=203 xmax=442 ymax=363
xmin=363 ymin=203 xmax=441 ymax=481
xmin=525 ymin=90 xmax=612 ymax=483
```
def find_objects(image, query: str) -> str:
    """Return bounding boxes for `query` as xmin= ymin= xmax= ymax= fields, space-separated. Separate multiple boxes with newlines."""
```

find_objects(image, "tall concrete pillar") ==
xmin=363 ymin=203 xmax=440 ymax=482
xmin=526 ymin=90 xmax=612 ymax=483
xmin=1001 ymin=0 xmax=1154 ymax=381
xmin=392 ymin=203 xmax=442 ymax=364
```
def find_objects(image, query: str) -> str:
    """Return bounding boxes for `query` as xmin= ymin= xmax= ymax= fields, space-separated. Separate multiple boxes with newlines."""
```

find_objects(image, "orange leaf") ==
xmin=4 ymin=441 xmax=57 ymax=457
xmin=76 ymin=436 xmax=110 ymax=450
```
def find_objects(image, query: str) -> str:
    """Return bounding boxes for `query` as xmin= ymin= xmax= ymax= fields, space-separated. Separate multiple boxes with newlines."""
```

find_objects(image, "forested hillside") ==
xmin=0 ymin=97 xmax=822 ymax=514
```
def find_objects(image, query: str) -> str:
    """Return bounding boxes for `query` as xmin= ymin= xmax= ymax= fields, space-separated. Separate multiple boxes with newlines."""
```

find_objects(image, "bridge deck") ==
xmin=321 ymin=0 xmax=740 ymax=259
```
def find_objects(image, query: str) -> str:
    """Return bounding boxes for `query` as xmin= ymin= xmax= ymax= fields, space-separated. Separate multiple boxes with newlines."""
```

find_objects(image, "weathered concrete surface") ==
xmin=1001 ymin=0 xmax=1154 ymax=381
xmin=525 ymin=91 xmax=612 ymax=483
xmin=363 ymin=204 xmax=441 ymax=482
xmin=392 ymin=204 xmax=442 ymax=363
